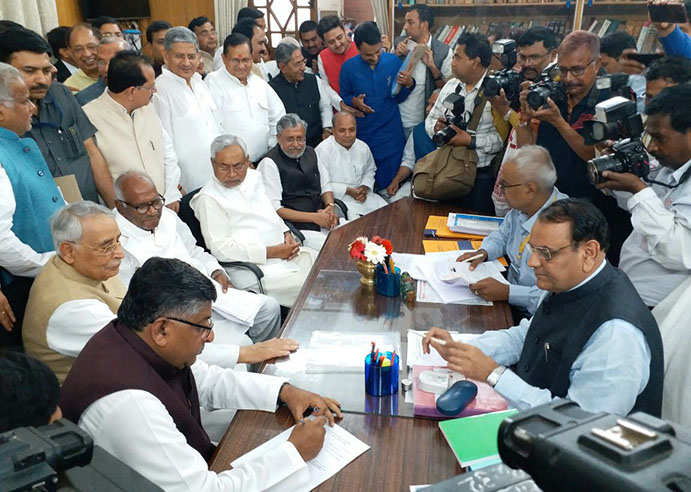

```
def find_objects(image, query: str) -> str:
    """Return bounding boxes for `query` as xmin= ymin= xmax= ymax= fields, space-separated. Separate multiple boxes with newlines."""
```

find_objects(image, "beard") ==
xmin=283 ymin=147 xmax=305 ymax=159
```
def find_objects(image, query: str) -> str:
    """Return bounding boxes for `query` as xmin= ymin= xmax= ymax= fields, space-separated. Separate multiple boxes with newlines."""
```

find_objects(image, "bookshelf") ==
xmin=393 ymin=1 xmax=654 ymax=50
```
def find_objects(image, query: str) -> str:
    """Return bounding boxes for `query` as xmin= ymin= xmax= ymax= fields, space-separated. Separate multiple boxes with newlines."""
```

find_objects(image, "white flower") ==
xmin=364 ymin=241 xmax=387 ymax=264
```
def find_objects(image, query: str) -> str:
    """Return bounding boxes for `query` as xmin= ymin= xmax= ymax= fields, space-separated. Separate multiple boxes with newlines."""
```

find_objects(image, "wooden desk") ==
xmin=210 ymin=198 xmax=513 ymax=489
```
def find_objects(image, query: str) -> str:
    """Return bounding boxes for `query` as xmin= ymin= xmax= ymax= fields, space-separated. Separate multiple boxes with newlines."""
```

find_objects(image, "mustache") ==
xmin=31 ymin=83 xmax=49 ymax=91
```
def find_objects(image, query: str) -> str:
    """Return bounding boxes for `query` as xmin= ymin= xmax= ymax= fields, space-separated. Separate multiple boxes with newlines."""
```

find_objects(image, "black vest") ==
xmin=60 ymin=320 xmax=214 ymax=460
xmin=263 ymin=144 xmax=322 ymax=231
xmin=516 ymin=262 xmax=663 ymax=416
xmin=269 ymin=73 xmax=323 ymax=148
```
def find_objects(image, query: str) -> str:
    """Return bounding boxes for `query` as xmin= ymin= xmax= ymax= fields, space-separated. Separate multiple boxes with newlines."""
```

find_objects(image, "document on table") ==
xmin=231 ymin=423 xmax=370 ymax=492
xmin=406 ymin=331 xmax=480 ymax=367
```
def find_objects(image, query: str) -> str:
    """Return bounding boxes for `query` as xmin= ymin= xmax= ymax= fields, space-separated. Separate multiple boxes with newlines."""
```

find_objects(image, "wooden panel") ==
xmin=54 ymin=0 xmax=215 ymax=29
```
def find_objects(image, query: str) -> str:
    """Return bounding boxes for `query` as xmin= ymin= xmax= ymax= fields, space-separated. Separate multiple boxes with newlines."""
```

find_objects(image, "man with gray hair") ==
xmin=257 ymin=113 xmax=338 ymax=251
xmin=192 ymin=135 xmax=317 ymax=307
xmin=268 ymin=42 xmax=332 ymax=148
xmin=153 ymin=27 xmax=223 ymax=192
xmin=457 ymin=145 xmax=568 ymax=316
xmin=0 ymin=63 xmax=64 ymax=349
xmin=75 ymin=35 xmax=131 ymax=106
xmin=205 ymin=32 xmax=285 ymax=162
xmin=113 ymin=170 xmax=295 ymax=366
xmin=22 ymin=201 xmax=126 ymax=383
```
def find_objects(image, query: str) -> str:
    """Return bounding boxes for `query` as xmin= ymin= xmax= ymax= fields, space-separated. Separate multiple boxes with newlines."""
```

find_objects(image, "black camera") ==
xmin=433 ymin=87 xmax=468 ymax=147
xmin=498 ymin=399 xmax=691 ymax=492
xmin=526 ymin=72 xmax=566 ymax=110
xmin=596 ymin=73 xmax=635 ymax=101
xmin=482 ymin=40 xmax=523 ymax=110
xmin=0 ymin=419 xmax=92 ymax=492
xmin=584 ymin=96 xmax=649 ymax=184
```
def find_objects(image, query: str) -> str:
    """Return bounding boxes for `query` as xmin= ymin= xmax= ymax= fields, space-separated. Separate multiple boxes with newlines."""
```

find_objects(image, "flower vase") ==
xmin=356 ymin=259 xmax=376 ymax=286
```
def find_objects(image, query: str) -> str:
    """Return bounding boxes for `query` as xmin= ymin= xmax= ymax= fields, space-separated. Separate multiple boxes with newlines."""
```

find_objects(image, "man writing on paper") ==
xmin=424 ymin=199 xmax=663 ymax=416
xmin=114 ymin=171 xmax=293 ymax=367
xmin=60 ymin=256 xmax=342 ymax=492
xmin=457 ymin=146 xmax=567 ymax=317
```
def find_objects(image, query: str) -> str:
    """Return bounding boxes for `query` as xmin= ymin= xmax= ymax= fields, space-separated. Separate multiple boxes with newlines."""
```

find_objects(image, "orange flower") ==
xmin=382 ymin=239 xmax=393 ymax=255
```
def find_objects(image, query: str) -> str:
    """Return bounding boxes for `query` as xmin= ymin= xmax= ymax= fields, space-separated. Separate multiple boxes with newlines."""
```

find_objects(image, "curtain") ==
xmin=0 ymin=0 xmax=58 ymax=36
xmin=215 ymin=0 xmax=248 ymax=43
xmin=369 ymin=0 xmax=389 ymax=40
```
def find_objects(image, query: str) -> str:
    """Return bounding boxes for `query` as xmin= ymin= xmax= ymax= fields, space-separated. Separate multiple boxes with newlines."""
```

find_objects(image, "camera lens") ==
xmin=587 ymin=154 xmax=624 ymax=184
xmin=483 ymin=76 xmax=503 ymax=97
xmin=433 ymin=126 xmax=455 ymax=147
xmin=527 ymin=86 xmax=550 ymax=110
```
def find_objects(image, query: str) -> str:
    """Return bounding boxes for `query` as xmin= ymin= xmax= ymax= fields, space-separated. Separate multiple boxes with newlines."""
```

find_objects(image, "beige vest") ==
xmin=22 ymin=255 xmax=126 ymax=384
xmin=84 ymin=91 xmax=166 ymax=194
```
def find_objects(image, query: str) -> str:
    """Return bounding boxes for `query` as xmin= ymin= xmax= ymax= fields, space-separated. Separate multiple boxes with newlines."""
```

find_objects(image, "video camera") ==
xmin=584 ymin=96 xmax=649 ymax=184
xmin=0 ymin=419 xmax=92 ymax=491
xmin=482 ymin=39 xmax=523 ymax=110
xmin=433 ymin=86 xmax=468 ymax=147
xmin=420 ymin=399 xmax=691 ymax=492
xmin=526 ymin=70 xmax=566 ymax=110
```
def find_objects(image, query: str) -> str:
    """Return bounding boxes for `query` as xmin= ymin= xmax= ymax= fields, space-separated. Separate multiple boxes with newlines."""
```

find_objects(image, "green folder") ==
xmin=438 ymin=409 xmax=519 ymax=468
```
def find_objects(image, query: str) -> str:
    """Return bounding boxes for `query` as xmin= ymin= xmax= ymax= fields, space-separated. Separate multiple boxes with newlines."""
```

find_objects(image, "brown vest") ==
xmin=22 ymin=255 xmax=126 ymax=383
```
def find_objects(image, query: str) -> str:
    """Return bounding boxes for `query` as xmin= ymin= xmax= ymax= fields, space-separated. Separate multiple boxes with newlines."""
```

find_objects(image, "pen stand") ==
xmin=365 ymin=352 xmax=399 ymax=397
xmin=375 ymin=266 xmax=401 ymax=297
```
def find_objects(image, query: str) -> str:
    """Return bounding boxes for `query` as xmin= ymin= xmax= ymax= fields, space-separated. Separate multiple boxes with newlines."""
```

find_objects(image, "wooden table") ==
xmin=210 ymin=198 xmax=514 ymax=489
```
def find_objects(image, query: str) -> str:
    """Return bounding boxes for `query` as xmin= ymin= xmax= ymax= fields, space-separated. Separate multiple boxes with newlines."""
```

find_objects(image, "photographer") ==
xmin=488 ymin=27 xmax=557 ymax=215
xmin=516 ymin=30 xmax=632 ymax=265
xmin=600 ymin=31 xmax=646 ymax=111
xmin=425 ymin=33 xmax=503 ymax=215
xmin=596 ymin=84 xmax=691 ymax=307
xmin=644 ymin=56 xmax=691 ymax=105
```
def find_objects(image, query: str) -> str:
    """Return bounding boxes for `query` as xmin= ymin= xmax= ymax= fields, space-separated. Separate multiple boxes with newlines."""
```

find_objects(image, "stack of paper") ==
xmin=231 ymin=422 xmax=370 ymax=492
xmin=438 ymin=409 xmax=518 ymax=468
xmin=211 ymin=282 xmax=264 ymax=326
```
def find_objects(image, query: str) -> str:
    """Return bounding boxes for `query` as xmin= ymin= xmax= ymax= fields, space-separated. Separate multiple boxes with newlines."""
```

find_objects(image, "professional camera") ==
xmin=526 ymin=71 xmax=566 ymax=110
xmin=0 ymin=419 xmax=92 ymax=491
xmin=433 ymin=86 xmax=468 ymax=147
xmin=498 ymin=399 xmax=691 ymax=492
xmin=584 ymin=96 xmax=649 ymax=184
xmin=482 ymin=39 xmax=523 ymax=110
xmin=596 ymin=73 xmax=635 ymax=101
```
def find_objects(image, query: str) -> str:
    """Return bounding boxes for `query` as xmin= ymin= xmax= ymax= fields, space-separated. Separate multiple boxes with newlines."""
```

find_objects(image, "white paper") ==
xmin=211 ymin=281 xmax=264 ymax=326
xmin=415 ymin=280 xmax=491 ymax=306
xmin=406 ymin=331 xmax=480 ymax=367
xmin=435 ymin=261 xmax=508 ymax=286
xmin=231 ymin=423 xmax=370 ymax=492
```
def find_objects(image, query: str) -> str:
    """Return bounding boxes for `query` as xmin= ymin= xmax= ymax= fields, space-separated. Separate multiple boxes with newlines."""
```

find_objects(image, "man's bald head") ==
xmin=332 ymin=111 xmax=357 ymax=149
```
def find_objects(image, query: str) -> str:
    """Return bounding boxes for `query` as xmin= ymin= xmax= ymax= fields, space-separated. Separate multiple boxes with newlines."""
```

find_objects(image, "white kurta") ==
xmin=191 ymin=170 xmax=316 ymax=307
xmin=204 ymin=69 xmax=286 ymax=162
xmin=152 ymin=68 xmax=223 ymax=192
xmin=115 ymin=210 xmax=281 ymax=360
xmin=83 ymin=91 xmax=182 ymax=204
xmin=314 ymin=136 xmax=387 ymax=216
xmin=78 ymin=360 xmax=310 ymax=492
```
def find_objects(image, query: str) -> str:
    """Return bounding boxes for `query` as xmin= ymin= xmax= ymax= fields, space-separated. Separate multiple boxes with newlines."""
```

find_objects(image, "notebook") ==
xmin=424 ymin=215 xmax=485 ymax=240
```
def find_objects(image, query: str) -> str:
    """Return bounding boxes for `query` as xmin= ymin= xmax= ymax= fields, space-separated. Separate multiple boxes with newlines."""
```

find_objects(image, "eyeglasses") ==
xmin=556 ymin=59 xmax=596 ymax=77
xmin=71 ymin=235 xmax=127 ymax=255
xmin=526 ymin=242 xmax=574 ymax=261
xmin=118 ymin=194 xmax=165 ymax=214
xmin=135 ymin=83 xmax=156 ymax=94
xmin=499 ymin=181 xmax=523 ymax=191
xmin=166 ymin=316 xmax=214 ymax=340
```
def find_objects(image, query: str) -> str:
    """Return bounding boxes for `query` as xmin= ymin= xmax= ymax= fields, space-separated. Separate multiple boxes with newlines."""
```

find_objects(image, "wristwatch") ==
xmin=486 ymin=365 xmax=507 ymax=387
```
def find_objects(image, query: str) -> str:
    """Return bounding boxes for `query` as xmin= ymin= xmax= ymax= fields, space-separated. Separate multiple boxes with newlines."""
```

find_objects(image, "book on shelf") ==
xmin=597 ymin=18 xmax=613 ymax=36
xmin=636 ymin=20 xmax=651 ymax=50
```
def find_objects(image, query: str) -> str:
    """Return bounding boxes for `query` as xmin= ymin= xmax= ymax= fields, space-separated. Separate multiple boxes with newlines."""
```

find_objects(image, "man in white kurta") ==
xmin=192 ymin=136 xmax=316 ymax=307
xmin=152 ymin=27 xmax=223 ymax=192
xmin=315 ymin=112 xmax=387 ymax=217
xmin=205 ymin=34 xmax=286 ymax=162
xmin=113 ymin=172 xmax=282 ymax=359
xmin=83 ymin=52 xmax=182 ymax=209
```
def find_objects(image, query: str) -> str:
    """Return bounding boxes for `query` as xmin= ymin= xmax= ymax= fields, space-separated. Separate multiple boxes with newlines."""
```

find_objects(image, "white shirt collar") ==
xmin=669 ymin=158 xmax=691 ymax=185
xmin=567 ymin=259 xmax=607 ymax=292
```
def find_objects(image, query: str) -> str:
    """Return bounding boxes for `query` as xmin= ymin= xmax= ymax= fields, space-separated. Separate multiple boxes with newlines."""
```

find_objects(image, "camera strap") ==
xmin=467 ymin=96 xmax=489 ymax=134
xmin=644 ymin=166 xmax=691 ymax=189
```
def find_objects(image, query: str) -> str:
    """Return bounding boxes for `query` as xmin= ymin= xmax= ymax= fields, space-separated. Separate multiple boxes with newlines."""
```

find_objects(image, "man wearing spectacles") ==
xmin=0 ymin=63 xmax=65 ymax=349
xmin=457 ymin=146 xmax=567 ymax=318
xmin=60 ymin=256 xmax=343 ymax=491
xmin=426 ymin=198 xmax=663 ymax=417
xmin=23 ymin=202 xmax=126 ymax=384
xmin=114 ymin=171 xmax=293 ymax=368
xmin=488 ymin=27 xmax=557 ymax=216
xmin=516 ymin=30 xmax=632 ymax=266
xmin=84 ymin=51 xmax=182 ymax=212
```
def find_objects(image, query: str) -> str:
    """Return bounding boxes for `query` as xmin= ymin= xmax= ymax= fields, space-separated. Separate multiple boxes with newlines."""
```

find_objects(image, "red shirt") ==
xmin=319 ymin=41 xmax=359 ymax=94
